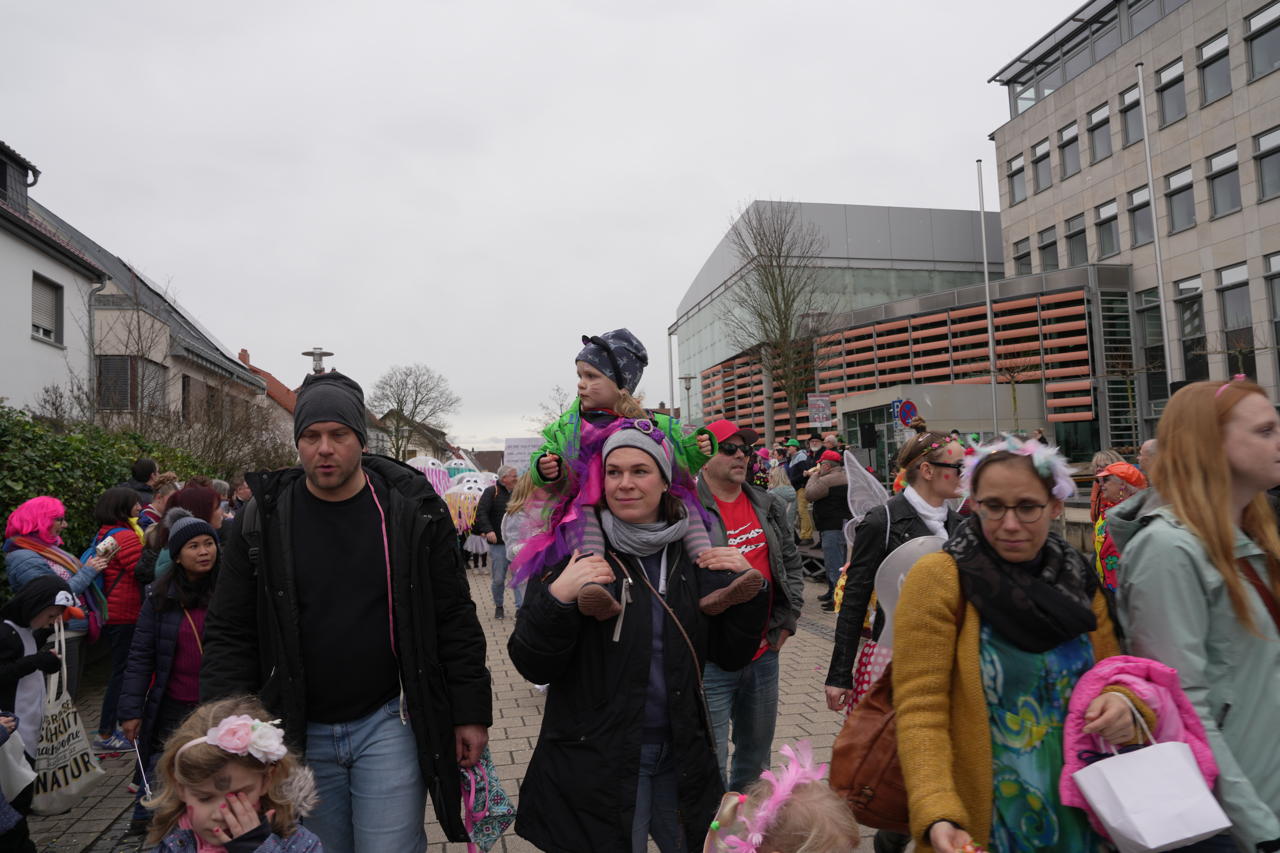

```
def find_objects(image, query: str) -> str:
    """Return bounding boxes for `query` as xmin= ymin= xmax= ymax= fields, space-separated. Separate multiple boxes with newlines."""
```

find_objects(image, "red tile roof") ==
xmin=237 ymin=349 xmax=297 ymax=413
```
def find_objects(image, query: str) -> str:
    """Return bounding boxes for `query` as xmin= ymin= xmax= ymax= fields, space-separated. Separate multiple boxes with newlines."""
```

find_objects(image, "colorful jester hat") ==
xmin=508 ymin=416 xmax=713 ymax=586
xmin=707 ymin=741 xmax=829 ymax=853
xmin=962 ymin=433 xmax=1077 ymax=501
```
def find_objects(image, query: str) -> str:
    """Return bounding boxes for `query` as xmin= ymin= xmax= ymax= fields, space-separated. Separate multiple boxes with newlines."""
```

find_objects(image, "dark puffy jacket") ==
xmin=199 ymin=456 xmax=492 ymax=841
xmin=472 ymin=484 xmax=511 ymax=544
xmin=117 ymin=583 xmax=200 ymax=763
xmin=824 ymin=493 xmax=960 ymax=689
xmin=508 ymin=532 xmax=769 ymax=852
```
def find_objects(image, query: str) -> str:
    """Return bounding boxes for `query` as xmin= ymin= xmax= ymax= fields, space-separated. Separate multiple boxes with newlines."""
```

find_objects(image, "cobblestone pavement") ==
xmin=33 ymin=559 xmax=881 ymax=851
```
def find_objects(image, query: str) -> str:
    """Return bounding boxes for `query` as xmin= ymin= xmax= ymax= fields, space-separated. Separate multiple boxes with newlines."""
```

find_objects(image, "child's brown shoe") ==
xmin=699 ymin=568 xmax=765 ymax=616
xmin=578 ymin=582 xmax=623 ymax=620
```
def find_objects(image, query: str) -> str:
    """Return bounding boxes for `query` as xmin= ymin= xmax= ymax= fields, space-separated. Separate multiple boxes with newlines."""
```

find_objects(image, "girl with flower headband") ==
xmin=703 ymin=741 xmax=858 ymax=853
xmin=144 ymin=696 xmax=321 ymax=851
xmin=893 ymin=435 xmax=1149 ymax=852
xmin=512 ymin=329 xmax=763 ymax=619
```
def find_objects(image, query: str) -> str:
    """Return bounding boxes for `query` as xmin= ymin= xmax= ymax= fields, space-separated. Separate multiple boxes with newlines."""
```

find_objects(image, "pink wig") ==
xmin=4 ymin=496 xmax=66 ymax=545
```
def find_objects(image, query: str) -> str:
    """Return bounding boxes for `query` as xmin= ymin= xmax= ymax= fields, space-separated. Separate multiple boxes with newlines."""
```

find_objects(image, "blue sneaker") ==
xmin=93 ymin=731 xmax=130 ymax=753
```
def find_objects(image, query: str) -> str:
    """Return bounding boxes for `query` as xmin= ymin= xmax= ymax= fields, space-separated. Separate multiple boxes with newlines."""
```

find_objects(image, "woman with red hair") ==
xmin=2 ymin=496 xmax=109 ymax=699
xmin=1113 ymin=378 xmax=1280 ymax=852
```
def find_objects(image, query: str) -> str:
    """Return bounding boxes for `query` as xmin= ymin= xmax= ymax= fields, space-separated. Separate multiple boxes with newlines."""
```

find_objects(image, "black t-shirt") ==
xmin=291 ymin=478 xmax=399 ymax=723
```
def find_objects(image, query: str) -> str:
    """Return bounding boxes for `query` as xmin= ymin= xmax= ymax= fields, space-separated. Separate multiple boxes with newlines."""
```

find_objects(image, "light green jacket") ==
xmin=529 ymin=401 xmax=715 ymax=487
xmin=1111 ymin=502 xmax=1280 ymax=849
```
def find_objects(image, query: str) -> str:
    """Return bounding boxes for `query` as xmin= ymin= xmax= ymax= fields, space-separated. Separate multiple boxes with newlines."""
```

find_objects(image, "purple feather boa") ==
xmin=509 ymin=417 xmax=715 ymax=585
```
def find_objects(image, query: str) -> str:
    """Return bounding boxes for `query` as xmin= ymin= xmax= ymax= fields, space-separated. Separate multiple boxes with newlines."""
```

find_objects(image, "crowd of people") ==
xmin=0 ymin=326 xmax=1276 ymax=853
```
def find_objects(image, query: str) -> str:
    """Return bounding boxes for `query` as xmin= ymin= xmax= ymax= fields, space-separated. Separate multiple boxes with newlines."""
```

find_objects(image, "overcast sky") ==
xmin=8 ymin=1 xmax=1059 ymax=450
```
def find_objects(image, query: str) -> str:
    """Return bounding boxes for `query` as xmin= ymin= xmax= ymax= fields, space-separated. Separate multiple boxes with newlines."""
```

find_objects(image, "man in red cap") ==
xmin=1093 ymin=461 xmax=1148 ymax=591
xmin=804 ymin=449 xmax=853 ymax=611
xmin=696 ymin=419 xmax=805 ymax=791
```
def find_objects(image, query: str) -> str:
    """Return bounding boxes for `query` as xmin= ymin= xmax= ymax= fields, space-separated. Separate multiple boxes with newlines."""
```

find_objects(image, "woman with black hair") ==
xmin=89 ymin=487 xmax=145 ymax=753
xmin=117 ymin=508 xmax=220 ymax=838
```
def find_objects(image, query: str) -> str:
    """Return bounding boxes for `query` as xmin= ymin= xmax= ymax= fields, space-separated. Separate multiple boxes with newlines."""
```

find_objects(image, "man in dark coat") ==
xmin=473 ymin=465 xmax=519 ymax=619
xmin=200 ymin=372 xmax=491 ymax=853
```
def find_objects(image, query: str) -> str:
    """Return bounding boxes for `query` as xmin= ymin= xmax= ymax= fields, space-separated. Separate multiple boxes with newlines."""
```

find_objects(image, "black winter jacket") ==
xmin=118 ymin=583 xmax=200 ymax=763
xmin=473 ymin=484 xmax=511 ymax=544
xmin=824 ymin=493 xmax=960 ymax=689
xmin=200 ymin=456 xmax=492 ymax=841
xmin=508 ymin=533 xmax=769 ymax=853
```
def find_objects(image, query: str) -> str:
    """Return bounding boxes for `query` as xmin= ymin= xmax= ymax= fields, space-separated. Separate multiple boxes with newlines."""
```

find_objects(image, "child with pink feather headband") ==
xmin=703 ymin=741 xmax=859 ymax=853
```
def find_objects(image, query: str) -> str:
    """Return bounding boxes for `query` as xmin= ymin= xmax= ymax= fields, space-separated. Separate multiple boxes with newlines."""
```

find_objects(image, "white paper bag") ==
xmin=0 ymin=731 xmax=35 ymax=802
xmin=1072 ymin=696 xmax=1230 ymax=853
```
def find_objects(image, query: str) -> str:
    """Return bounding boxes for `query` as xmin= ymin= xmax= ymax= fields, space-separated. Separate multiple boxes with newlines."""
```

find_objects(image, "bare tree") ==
xmin=369 ymin=363 xmax=461 ymax=460
xmin=993 ymin=354 xmax=1043 ymax=433
xmin=524 ymin=384 xmax=575 ymax=433
xmin=721 ymin=201 xmax=830 ymax=438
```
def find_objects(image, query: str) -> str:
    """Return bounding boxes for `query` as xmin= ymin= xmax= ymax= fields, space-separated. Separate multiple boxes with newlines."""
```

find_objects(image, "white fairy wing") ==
xmin=843 ymin=449 xmax=890 ymax=523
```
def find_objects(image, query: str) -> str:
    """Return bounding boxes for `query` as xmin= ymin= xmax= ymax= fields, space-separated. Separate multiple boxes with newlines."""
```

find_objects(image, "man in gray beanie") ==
xmin=202 ymin=370 xmax=492 ymax=852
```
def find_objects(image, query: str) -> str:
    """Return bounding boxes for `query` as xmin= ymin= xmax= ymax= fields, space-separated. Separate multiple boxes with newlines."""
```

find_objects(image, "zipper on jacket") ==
xmin=611 ymin=562 xmax=634 ymax=644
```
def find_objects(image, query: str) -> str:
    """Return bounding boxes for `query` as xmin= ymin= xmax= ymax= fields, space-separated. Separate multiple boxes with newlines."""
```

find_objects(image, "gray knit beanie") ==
xmin=293 ymin=371 xmax=368 ymax=446
xmin=166 ymin=508 xmax=218 ymax=559
xmin=602 ymin=426 xmax=673 ymax=483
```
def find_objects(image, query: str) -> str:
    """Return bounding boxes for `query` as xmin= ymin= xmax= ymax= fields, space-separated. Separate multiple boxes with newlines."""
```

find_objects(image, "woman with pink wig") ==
xmin=2 ymin=496 xmax=109 ymax=698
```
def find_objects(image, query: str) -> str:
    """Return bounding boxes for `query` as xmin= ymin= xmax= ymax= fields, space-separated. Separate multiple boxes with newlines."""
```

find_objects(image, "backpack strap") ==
xmin=1239 ymin=557 xmax=1280 ymax=634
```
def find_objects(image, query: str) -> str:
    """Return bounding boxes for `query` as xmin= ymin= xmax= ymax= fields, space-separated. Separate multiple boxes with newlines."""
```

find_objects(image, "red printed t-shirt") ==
xmin=713 ymin=491 xmax=773 ymax=658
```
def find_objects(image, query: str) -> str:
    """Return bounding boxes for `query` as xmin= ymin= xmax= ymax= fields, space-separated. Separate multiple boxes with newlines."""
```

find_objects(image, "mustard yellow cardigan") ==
xmin=892 ymin=551 xmax=1123 ymax=850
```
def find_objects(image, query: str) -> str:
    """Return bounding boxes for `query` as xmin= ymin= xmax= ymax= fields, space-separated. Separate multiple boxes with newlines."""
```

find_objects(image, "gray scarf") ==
xmin=600 ymin=509 xmax=688 ymax=557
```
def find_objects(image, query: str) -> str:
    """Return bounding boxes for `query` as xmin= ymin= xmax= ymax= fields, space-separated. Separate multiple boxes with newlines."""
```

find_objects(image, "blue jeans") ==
xmin=703 ymin=648 xmax=780 ymax=791
xmin=820 ymin=529 xmax=846 ymax=592
xmin=304 ymin=697 xmax=427 ymax=853
xmin=489 ymin=543 xmax=523 ymax=608
xmin=632 ymin=742 xmax=685 ymax=853
xmin=97 ymin=624 xmax=135 ymax=735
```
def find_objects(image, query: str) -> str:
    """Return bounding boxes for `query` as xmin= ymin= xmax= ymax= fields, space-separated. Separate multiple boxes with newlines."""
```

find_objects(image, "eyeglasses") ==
xmin=926 ymin=461 xmax=963 ymax=472
xmin=718 ymin=442 xmax=754 ymax=457
xmin=974 ymin=500 xmax=1049 ymax=522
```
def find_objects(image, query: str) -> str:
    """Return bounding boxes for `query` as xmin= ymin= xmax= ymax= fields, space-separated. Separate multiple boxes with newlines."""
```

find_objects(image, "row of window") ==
xmin=1007 ymin=7 xmax=1280 ymax=206
xmin=1010 ymin=132 xmax=1280 ymax=273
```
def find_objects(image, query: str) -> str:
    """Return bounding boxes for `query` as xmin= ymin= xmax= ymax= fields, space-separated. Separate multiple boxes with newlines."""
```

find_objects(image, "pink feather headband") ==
xmin=962 ymin=434 xmax=1077 ymax=502
xmin=713 ymin=741 xmax=827 ymax=853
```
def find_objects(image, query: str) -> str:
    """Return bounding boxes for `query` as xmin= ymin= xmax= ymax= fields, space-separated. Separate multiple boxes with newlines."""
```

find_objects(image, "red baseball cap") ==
xmin=705 ymin=419 xmax=759 ymax=446
xmin=819 ymin=449 xmax=842 ymax=464
xmin=1098 ymin=461 xmax=1147 ymax=489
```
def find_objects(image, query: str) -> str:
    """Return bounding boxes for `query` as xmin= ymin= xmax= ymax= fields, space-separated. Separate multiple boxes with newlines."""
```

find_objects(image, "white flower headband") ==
xmin=962 ymin=434 xmax=1077 ymax=501
xmin=176 ymin=714 xmax=288 ymax=765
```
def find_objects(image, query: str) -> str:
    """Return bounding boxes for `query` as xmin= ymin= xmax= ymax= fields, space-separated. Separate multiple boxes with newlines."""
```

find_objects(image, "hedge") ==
xmin=0 ymin=404 xmax=211 ymax=598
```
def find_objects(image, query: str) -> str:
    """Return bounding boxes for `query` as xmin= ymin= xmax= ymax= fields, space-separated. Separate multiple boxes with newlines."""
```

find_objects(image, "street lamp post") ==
xmin=678 ymin=375 xmax=694 ymax=420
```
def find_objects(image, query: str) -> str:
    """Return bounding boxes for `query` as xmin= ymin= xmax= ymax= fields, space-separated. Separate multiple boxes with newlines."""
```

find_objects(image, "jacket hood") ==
xmin=247 ymin=454 xmax=440 ymax=507
xmin=0 ymin=574 xmax=72 ymax=625
xmin=1104 ymin=488 xmax=1165 ymax=551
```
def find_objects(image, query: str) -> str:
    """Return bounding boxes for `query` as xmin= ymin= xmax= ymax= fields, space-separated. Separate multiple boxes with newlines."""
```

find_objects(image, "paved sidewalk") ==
xmin=30 ymin=564 xmax=879 ymax=851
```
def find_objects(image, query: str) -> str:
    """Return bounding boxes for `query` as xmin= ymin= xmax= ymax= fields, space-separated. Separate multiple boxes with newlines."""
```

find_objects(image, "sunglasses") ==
xmin=927 ymin=461 xmax=964 ymax=472
xmin=718 ymin=442 xmax=754 ymax=457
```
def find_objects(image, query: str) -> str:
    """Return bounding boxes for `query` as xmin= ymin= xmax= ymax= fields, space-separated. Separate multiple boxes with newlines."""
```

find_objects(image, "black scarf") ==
xmin=944 ymin=515 xmax=1097 ymax=653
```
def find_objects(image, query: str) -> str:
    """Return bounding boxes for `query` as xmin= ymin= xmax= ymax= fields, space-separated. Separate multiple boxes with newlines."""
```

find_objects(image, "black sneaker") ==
xmin=817 ymin=591 xmax=834 ymax=603
xmin=123 ymin=818 xmax=149 ymax=837
xmin=495 ymin=606 xmax=505 ymax=620
xmin=821 ymin=600 xmax=835 ymax=612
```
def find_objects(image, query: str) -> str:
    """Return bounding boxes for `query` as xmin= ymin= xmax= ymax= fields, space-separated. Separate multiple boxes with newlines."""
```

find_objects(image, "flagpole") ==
xmin=977 ymin=159 xmax=999 ymax=436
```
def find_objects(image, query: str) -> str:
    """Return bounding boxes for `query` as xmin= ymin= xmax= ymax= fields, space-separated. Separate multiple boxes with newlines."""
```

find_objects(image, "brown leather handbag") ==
xmin=828 ymin=662 xmax=909 ymax=833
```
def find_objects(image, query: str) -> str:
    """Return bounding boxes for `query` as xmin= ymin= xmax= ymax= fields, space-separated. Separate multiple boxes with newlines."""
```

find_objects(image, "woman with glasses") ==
xmin=824 ymin=427 xmax=964 ymax=853
xmin=1111 ymin=380 xmax=1280 ymax=853
xmin=893 ymin=437 xmax=1138 ymax=853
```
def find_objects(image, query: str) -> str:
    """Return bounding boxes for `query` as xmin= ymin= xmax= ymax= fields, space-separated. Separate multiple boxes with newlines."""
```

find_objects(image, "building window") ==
xmin=1088 ymin=103 xmax=1112 ymax=163
xmin=1129 ymin=186 xmax=1154 ymax=246
xmin=1157 ymin=59 xmax=1186 ymax=126
xmin=1013 ymin=237 xmax=1032 ymax=275
xmin=1267 ymin=253 xmax=1280 ymax=376
xmin=97 ymin=356 xmax=167 ymax=412
xmin=1135 ymin=288 xmax=1168 ymax=410
xmin=1032 ymin=139 xmax=1052 ymax=193
xmin=1121 ymin=86 xmax=1144 ymax=146
xmin=1038 ymin=226 xmax=1059 ymax=271
xmin=1176 ymin=277 xmax=1208 ymax=382
xmin=31 ymin=276 xmax=62 ymax=344
xmin=1199 ymin=33 xmax=1232 ymax=105
xmin=1131 ymin=0 xmax=1161 ymax=34
xmin=1219 ymin=264 xmax=1256 ymax=378
xmin=1095 ymin=200 xmax=1120 ymax=258
xmin=1207 ymin=148 xmax=1242 ymax=217
xmin=1008 ymin=154 xmax=1026 ymax=205
xmin=1065 ymin=213 xmax=1088 ymax=265
xmin=1255 ymin=126 xmax=1280 ymax=200
xmin=1059 ymin=123 xmax=1081 ymax=178
xmin=1248 ymin=1 xmax=1280 ymax=80
xmin=1166 ymin=166 xmax=1195 ymax=233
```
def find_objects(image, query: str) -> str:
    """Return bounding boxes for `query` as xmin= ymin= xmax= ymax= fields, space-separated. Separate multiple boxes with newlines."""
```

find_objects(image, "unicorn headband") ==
xmin=711 ymin=742 xmax=828 ymax=853
xmin=176 ymin=715 xmax=288 ymax=765
xmin=962 ymin=434 xmax=1076 ymax=501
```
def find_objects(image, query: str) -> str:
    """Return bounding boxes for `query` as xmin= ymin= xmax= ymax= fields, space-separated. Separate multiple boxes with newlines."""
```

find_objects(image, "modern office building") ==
xmin=669 ymin=201 xmax=1002 ymax=424
xmin=991 ymin=0 xmax=1280 ymax=437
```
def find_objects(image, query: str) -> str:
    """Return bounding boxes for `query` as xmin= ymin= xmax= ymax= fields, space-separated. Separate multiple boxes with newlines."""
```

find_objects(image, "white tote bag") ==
xmin=1072 ymin=695 xmax=1231 ymax=853
xmin=30 ymin=621 xmax=106 ymax=815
